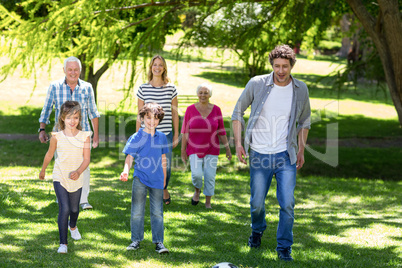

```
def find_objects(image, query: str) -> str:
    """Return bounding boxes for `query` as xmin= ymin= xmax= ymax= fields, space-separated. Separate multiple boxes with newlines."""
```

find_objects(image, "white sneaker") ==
xmin=69 ymin=226 xmax=82 ymax=240
xmin=57 ymin=244 xmax=68 ymax=254
xmin=81 ymin=203 xmax=93 ymax=210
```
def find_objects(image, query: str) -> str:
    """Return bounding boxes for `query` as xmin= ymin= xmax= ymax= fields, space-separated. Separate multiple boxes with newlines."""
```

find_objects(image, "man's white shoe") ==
xmin=57 ymin=244 xmax=68 ymax=254
xmin=81 ymin=203 xmax=93 ymax=210
xmin=69 ymin=226 xmax=82 ymax=240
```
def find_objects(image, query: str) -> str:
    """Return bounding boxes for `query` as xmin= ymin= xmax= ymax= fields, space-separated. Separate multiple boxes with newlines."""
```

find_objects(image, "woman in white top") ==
xmin=39 ymin=101 xmax=91 ymax=254
xmin=136 ymin=55 xmax=179 ymax=205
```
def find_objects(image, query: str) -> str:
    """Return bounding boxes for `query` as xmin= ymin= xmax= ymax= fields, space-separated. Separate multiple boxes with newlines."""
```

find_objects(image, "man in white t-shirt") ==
xmin=232 ymin=45 xmax=311 ymax=261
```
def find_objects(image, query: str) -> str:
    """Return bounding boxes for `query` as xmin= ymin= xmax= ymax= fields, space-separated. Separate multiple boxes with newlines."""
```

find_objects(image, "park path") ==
xmin=1 ymin=134 xmax=401 ymax=148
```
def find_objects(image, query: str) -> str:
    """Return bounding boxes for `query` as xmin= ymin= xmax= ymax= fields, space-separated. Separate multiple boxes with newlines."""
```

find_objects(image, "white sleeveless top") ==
xmin=52 ymin=130 xmax=91 ymax=192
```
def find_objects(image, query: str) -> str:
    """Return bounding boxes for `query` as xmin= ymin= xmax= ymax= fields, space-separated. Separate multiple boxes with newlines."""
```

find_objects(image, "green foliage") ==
xmin=0 ymin=0 xmax=182 ymax=96
xmin=179 ymin=0 xmax=341 ymax=77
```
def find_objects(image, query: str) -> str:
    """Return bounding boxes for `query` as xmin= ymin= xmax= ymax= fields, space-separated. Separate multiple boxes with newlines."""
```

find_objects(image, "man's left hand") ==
xmin=296 ymin=151 xmax=305 ymax=170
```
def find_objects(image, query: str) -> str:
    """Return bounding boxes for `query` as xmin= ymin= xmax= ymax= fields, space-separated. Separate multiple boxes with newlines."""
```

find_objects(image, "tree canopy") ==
xmin=0 ymin=0 xmax=182 ymax=101
xmin=180 ymin=0 xmax=342 ymax=77
xmin=1 ymin=0 xmax=401 ymax=125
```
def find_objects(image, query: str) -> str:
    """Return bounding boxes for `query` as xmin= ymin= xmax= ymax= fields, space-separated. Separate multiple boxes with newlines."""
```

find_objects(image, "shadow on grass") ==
xmin=191 ymin=69 xmax=392 ymax=104
xmin=193 ymin=71 xmax=249 ymax=88
xmin=1 ymin=166 xmax=401 ymax=267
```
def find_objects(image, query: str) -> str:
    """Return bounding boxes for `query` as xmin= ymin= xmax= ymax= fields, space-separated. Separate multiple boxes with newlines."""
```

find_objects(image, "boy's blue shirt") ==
xmin=123 ymin=128 xmax=169 ymax=189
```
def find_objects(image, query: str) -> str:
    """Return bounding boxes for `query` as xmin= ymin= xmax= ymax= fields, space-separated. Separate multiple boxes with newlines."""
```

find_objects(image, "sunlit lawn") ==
xmin=0 ymin=139 xmax=401 ymax=267
xmin=1 ymin=36 xmax=401 ymax=267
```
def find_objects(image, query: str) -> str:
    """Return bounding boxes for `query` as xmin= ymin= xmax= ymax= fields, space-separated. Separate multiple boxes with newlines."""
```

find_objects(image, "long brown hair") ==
xmin=147 ymin=55 xmax=169 ymax=84
xmin=57 ymin=101 xmax=82 ymax=131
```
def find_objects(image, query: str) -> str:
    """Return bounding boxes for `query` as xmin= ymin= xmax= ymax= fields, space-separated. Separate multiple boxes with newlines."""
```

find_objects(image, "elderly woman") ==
xmin=181 ymin=83 xmax=232 ymax=208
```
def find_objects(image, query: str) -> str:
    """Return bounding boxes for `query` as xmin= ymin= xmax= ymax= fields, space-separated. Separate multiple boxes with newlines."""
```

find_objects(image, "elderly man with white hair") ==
xmin=181 ymin=83 xmax=232 ymax=209
xmin=39 ymin=56 xmax=100 ymax=210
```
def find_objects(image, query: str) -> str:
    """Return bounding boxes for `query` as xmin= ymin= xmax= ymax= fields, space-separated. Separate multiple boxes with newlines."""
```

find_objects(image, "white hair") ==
xmin=196 ymin=83 xmax=213 ymax=96
xmin=64 ymin=56 xmax=82 ymax=72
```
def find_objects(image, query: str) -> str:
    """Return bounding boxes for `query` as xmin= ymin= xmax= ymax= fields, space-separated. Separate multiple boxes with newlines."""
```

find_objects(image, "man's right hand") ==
xmin=236 ymin=145 xmax=247 ymax=165
xmin=39 ymin=131 xmax=49 ymax=143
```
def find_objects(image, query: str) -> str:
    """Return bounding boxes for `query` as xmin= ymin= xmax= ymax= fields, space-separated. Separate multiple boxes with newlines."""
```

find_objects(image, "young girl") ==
xmin=39 ymin=101 xmax=91 ymax=254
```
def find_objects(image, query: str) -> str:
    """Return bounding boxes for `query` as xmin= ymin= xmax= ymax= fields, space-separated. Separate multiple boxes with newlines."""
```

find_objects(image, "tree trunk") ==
xmin=346 ymin=0 xmax=402 ymax=126
xmin=79 ymin=48 xmax=120 ymax=104
xmin=337 ymin=14 xmax=352 ymax=58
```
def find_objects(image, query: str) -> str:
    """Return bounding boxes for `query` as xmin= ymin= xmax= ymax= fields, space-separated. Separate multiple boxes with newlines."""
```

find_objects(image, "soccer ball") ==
xmin=212 ymin=262 xmax=238 ymax=268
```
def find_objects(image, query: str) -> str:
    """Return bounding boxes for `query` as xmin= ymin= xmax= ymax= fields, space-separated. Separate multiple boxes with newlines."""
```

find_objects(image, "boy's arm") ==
xmin=162 ymin=154 xmax=167 ymax=187
xmin=39 ymin=136 xmax=57 ymax=180
xmin=69 ymin=136 xmax=91 ymax=180
xmin=120 ymin=154 xmax=134 ymax=181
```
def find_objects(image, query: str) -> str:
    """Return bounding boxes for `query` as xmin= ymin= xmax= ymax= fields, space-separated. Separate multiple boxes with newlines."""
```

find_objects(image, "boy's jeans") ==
xmin=249 ymin=149 xmax=296 ymax=251
xmin=131 ymin=176 xmax=164 ymax=243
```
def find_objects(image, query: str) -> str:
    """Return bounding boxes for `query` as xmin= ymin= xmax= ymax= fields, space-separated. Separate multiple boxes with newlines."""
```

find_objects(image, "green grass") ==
xmin=0 ymin=140 xmax=401 ymax=267
xmin=1 ymin=39 xmax=401 ymax=267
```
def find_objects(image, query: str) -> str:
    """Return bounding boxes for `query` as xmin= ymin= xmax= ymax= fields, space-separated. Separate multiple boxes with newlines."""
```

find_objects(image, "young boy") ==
xmin=120 ymin=102 xmax=169 ymax=254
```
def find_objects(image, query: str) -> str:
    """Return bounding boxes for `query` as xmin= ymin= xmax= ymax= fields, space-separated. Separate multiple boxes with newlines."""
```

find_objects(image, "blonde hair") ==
xmin=147 ymin=55 xmax=169 ymax=84
xmin=58 ymin=101 xmax=82 ymax=131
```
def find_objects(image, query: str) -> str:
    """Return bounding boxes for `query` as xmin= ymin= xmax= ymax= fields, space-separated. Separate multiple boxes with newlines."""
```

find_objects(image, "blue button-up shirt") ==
xmin=39 ymin=78 xmax=100 ymax=131
xmin=231 ymin=72 xmax=311 ymax=165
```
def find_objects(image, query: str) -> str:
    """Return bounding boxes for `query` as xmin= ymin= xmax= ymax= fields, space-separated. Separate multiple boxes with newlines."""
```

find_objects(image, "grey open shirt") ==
xmin=231 ymin=72 xmax=311 ymax=165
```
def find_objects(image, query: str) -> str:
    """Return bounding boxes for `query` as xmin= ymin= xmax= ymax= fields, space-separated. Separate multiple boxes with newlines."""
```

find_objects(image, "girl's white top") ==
xmin=52 ymin=130 xmax=91 ymax=192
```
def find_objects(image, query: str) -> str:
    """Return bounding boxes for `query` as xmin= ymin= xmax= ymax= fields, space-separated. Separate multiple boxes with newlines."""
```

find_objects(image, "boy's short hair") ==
xmin=269 ymin=45 xmax=296 ymax=67
xmin=139 ymin=102 xmax=165 ymax=122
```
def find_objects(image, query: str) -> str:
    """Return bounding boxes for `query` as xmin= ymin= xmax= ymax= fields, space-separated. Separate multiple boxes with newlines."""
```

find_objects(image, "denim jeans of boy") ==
xmin=249 ymin=149 xmax=296 ymax=251
xmin=131 ymin=177 xmax=164 ymax=243
xmin=164 ymin=131 xmax=173 ymax=189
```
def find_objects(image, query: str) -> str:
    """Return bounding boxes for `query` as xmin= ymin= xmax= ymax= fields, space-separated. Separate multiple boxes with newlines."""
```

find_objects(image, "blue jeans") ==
xmin=131 ymin=177 xmax=164 ymax=243
xmin=164 ymin=132 xmax=173 ymax=189
xmin=249 ymin=150 xmax=296 ymax=251
xmin=189 ymin=154 xmax=218 ymax=196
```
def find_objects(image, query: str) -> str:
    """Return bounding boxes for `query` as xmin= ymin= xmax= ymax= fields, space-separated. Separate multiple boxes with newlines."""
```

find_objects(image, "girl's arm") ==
xmin=161 ymin=154 xmax=167 ymax=187
xmin=69 ymin=136 xmax=91 ymax=180
xmin=136 ymin=99 xmax=145 ymax=132
xmin=39 ymin=136 xmax=57 ymax=180
xmin=219 ymin=135 xmax=232 ymax=161
xmin=120 ymin=154 xmax=134 ymax=181
xmin=171 ymin=96 xmax=179 ymax=149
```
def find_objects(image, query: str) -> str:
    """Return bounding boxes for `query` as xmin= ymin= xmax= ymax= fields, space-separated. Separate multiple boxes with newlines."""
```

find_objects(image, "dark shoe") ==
xmin=163 ymin=194 xmax=171 ymax=205
xmin=155 ymin=242 xmax=169 ymax=254
xmin=127 ymin=241 xmax=140 ymax=250
xmin=191 ymin=198 xmax=199 ymax=206
xmin=247 ymin=231 xmax=263 ymax=248
xmin=277 ymin=248 xmax=293 ymax=261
